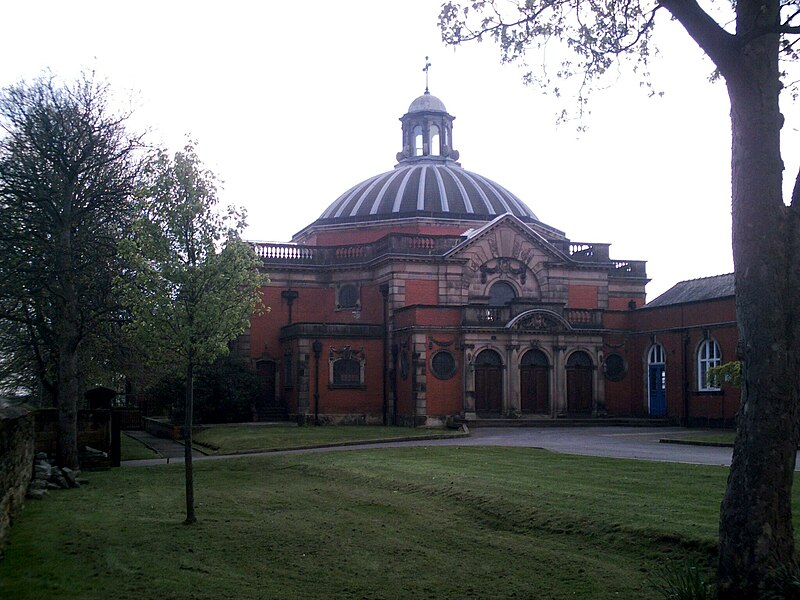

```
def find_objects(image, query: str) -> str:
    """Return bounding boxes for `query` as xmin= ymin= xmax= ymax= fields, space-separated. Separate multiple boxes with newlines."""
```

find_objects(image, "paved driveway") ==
xmin=125 ymin=426 xmax=746 ymax=468
xmin=421 ymin=426 xmax=737 ymax=466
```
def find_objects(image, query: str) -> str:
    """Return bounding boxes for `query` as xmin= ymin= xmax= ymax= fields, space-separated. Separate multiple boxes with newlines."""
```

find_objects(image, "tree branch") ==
xmin=658 ymin=0 xmax=738 ymax=74
xmin=791 ymin=163 xmax=800 ymax=213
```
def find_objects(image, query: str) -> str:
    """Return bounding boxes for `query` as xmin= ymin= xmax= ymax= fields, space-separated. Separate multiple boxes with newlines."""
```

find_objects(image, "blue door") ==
xmin=648 ymin=364 xmax=666 ymax=416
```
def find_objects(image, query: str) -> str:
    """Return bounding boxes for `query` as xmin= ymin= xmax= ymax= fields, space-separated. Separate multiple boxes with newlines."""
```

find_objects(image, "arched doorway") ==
xmin=566 ymin=351 xmax=593 ymax=413
xmin=474 ymin=349 xmax=503 ymax=413
xmin=647 ymin=344 xmax=666 ymax=416
xmin=520 ymin=349 xmax=549 ymax=413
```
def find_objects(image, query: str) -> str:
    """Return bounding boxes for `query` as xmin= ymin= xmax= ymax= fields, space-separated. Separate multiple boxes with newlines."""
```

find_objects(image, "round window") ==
xmin=604 ymin=353 xmax=626 ymax=381
xmin=431 ymin=351 xmax=457 ymax=380
xmin=337 ymin=284 xmax=359 ymax=309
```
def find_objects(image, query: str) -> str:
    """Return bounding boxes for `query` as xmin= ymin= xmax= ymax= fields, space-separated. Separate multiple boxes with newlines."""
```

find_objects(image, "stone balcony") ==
xmin=462 ymin=303 xmax=604 ymax=330
xmin=252 ymin=235 xmax=645 ymax=278
xmin=253 ymin=234 xmax=463 ymax=268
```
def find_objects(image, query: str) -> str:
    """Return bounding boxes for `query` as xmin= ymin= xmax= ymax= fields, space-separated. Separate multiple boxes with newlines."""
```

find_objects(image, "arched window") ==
xmin=475 ymin=349 xmax=503 ymax=366
xmin=697 ymin=339 xmax=721 ymax=391
xmin=488 ymin=281 xmax=516 ymax=306
xmin=520 ymin=349 xmax=548 ymax=367
xmin=430 ymin=125 xmax=440 ymax=156
xmin=648 ymin=343 xmax=665 ymax=365
xmin=566 ymin=351 xmax=593 ymax=368
xmin=413 ymin=126 xmax=424 ymax=156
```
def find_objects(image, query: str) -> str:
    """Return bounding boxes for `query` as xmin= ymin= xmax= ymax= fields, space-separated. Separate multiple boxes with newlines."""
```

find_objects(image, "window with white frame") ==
xmin=648 ymin=343 xmax=665 ymax=365
xmin=697 ymin=339 xmax=721 ymax=391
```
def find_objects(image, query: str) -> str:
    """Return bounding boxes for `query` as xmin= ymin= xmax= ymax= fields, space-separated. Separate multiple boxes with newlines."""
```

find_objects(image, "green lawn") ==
xmin=1 ymin=446 xmax=779 ymax=599
xmin=662 ymin=431 xmax=736 ymax=446
xmin=192 ymin=424 xmax=466 ymax=454
xmin=120 ymin=432 xmax=160 ymax=460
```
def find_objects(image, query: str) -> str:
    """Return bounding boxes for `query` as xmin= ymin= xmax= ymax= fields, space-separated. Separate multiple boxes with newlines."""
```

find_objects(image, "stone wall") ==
xmin=0 ymin=406 xmax=34 ymax=558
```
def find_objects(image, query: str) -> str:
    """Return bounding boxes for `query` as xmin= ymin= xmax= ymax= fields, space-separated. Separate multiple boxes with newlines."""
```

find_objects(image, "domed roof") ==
xmin=309 ymin=89 xmax=541 ymax=229
xmin=317 ymin=162 xmax=538 ymax=224
xmin=408 ymin=91 xmax=447 ymax=113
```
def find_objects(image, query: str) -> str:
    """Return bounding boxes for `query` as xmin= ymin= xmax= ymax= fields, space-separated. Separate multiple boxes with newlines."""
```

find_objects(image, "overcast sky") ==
xmin=3 ymin=1 xmax=798 ymax=299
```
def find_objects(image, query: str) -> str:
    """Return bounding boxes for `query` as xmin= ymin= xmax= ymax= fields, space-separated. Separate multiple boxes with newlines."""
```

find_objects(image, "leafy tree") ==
xmin=708 ymin=361 xmax=743 ymax=389
xmin=0 ymin=73 xmax=141 ymax=468
xmin=440 ymin=1 xmax=800 ymax=596
xmin=121 ymin=144 xmax=263 ymax=524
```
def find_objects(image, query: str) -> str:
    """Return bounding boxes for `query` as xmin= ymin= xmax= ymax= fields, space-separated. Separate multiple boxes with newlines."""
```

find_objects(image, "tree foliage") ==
xmin=0 ymin=73 xmax=141 ymax=467
xmin=707 ymin=361 xmax=742 ymax=389
xmin=121 ymin=143 xmax=264 ymax=523
xmin=441 ymin=1 xmax=800 ymax=598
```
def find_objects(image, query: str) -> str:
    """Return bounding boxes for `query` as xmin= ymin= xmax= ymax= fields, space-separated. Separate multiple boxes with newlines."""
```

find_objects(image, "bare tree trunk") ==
xmin=184 ymin=362 xmax=196 ymax=524
xmin=717 ymin=26 xmax=800 ymax=597
xmin=56 ymin=336 xmax=80 ymax=470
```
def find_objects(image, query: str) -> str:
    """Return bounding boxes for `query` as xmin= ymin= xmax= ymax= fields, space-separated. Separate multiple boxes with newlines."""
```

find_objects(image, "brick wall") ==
xmin=0 ymin=406 xmax=34 ymax=558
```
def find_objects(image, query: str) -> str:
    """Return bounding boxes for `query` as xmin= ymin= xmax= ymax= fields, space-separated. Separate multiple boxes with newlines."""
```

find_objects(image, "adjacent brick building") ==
xmin=244 ymin=90 xmax=739 ymax=426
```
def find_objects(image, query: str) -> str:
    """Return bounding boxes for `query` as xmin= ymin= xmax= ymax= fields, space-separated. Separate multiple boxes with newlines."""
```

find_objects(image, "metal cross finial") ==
xmin=423 ymin=56 xmax=431 ymax=93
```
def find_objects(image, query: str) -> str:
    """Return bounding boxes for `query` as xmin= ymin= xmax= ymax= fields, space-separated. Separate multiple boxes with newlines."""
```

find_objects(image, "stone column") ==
xmin=463 ymin=343 xmax=476 ymax=418
xmin=594 ymin=346 xmax=606 ymax=416
xmin=506 ymin=343 xmax=520 ymax=415
xmin=296 ymin=338 xmax=311 ymax=417
xmin=553 ymin=341 xmax=566 ymax=416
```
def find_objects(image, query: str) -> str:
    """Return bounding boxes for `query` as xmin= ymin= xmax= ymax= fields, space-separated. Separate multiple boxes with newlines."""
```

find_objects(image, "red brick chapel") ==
xmin=243 ymin=89 xmax=739 ymax=428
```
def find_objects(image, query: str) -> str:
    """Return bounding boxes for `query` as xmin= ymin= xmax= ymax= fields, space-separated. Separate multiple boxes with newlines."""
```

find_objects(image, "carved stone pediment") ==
xmin=480 ymin=257 xmax=528 ymax=285
xmin=508 ymin=310 xmax=572 ymax=332
xmin=329 ymin=345 xmax=365 ymax=360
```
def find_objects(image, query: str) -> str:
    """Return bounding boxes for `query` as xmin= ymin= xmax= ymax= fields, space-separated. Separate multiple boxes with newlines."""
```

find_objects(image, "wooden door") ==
xmin=474 ymin=350 xmax=503 ymax=412
xmin=521 ymin=366 xmax=549 ymax=413
xmin=648 ymin=364 xmax=666 ymax=416
xmin=566 ymin=351 xmax=593 ymax=413
xmin=475 ymin=366 xmax=502 ymax=412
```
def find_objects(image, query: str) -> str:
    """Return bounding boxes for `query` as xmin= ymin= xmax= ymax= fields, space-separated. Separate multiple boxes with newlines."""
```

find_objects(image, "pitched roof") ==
xmin=646 ymin=273 xmax=734 ymax=308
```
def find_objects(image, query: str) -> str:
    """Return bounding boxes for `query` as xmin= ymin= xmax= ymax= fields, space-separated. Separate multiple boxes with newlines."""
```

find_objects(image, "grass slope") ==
xmin=3 ymin=447 xmax=791 ymax=599
xmin=120 ymin=432 xmax=161 ymax=461
xmin=193 ymin=424 xmax=465 ymax=454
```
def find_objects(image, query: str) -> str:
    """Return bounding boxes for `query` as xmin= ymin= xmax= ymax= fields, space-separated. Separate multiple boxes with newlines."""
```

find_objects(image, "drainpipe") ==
xmin=380 ymin=284 xmax=389 ymax=426
xmin=312 ymin=339 xmax=322 ymax=426
xmin=281 ymin=290 xmax=299 ymax=325
xmin=682 ymin=333 xmax=690 ymax=427
xmin=412 ymin=351 xmax=419 ymax=427
xmin=391 ymin=343 xmax=399 ymax=425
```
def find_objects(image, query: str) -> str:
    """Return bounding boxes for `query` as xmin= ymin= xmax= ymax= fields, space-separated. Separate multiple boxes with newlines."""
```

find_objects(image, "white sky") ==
xmin=3 ymin=1 xmax=798 ymax=299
